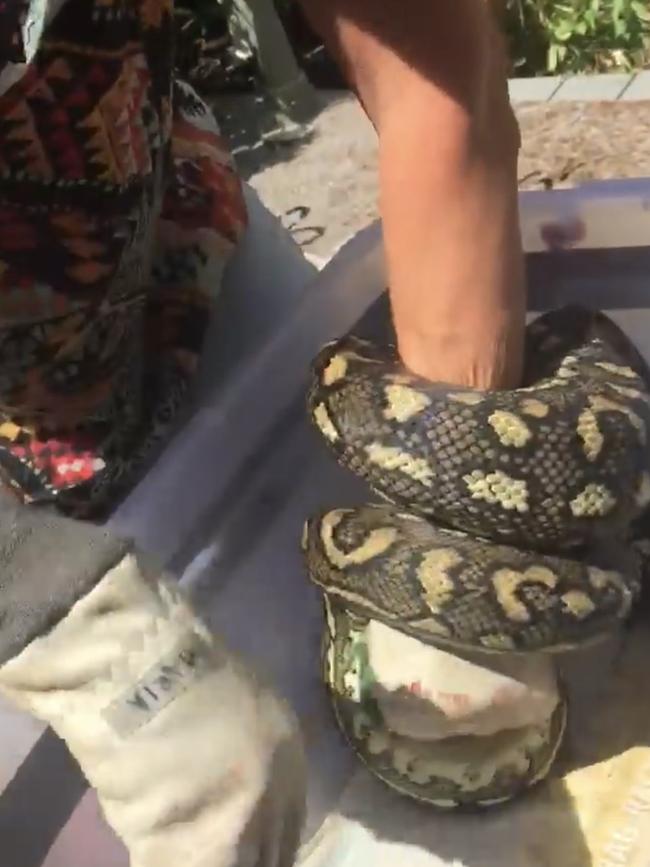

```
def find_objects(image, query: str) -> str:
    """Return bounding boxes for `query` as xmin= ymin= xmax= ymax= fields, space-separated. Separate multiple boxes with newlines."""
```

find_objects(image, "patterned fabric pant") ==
xmin=0 ymin=0 xmax=247 ymax=518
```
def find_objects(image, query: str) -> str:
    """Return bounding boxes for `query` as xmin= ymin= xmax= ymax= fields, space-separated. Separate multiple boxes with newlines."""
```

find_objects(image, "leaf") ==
xmin=553 ymin=19 xmax=576 ymax=40
xmin=506 ymin=0 xmax=648 ymax=77
xmin=632 ymin=0 xmax=650 ymax=22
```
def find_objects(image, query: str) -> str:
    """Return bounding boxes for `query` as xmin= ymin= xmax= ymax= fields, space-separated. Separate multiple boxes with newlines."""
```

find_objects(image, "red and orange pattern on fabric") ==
xmin=0 ymin=0 xmax=247 ymax=516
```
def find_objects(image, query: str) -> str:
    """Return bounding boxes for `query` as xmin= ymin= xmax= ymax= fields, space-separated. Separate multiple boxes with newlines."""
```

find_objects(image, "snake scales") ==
xmin=303 ymin=306 xmax=650 ymax=808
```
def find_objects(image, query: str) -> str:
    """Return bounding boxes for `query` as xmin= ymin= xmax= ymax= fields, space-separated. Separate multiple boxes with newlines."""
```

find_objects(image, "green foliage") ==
xmin=175 ymin=0 xmax=650 ymax=86
xmin=503 ymin=0 xmax=650 ymax=75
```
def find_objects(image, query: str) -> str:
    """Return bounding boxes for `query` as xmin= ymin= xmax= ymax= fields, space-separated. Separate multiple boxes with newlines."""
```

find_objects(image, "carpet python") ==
xmin=303 ymin=306 xmax=650 ymax=808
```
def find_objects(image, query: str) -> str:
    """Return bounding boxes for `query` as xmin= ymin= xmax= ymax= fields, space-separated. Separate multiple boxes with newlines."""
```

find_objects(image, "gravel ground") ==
xmin=213 ymin=92 xmax=650 ymax=259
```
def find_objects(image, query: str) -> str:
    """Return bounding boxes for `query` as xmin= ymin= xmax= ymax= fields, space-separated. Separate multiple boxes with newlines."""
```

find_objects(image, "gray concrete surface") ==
xmin=510 ymin=71 xmax=650 ymax=103
xmin=213 ymin=76 xmax=650 ymax=261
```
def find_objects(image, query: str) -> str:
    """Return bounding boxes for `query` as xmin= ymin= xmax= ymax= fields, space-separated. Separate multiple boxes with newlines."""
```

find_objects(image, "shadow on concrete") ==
xmin=212 ymin=89 xmax=346 ymax=180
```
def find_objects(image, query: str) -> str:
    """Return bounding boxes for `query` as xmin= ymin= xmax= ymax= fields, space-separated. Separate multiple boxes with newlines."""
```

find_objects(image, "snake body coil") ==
xmin=304 ymin=306 xmax=650 ymax=808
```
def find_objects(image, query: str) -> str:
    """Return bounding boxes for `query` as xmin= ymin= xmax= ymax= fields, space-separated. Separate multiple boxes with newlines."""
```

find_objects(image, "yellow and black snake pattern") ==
xmin=303 ymin=306 xmax=650 ymax=808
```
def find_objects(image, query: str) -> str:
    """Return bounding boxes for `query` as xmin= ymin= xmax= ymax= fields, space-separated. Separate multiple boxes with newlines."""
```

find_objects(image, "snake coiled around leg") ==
xmin=303 ymin=306 xmax=650 ymax=808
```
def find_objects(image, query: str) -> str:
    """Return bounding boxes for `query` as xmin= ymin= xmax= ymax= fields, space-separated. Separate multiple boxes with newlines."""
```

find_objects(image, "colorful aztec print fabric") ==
xmin=0 ymin=0 xmax=247 ymax=518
